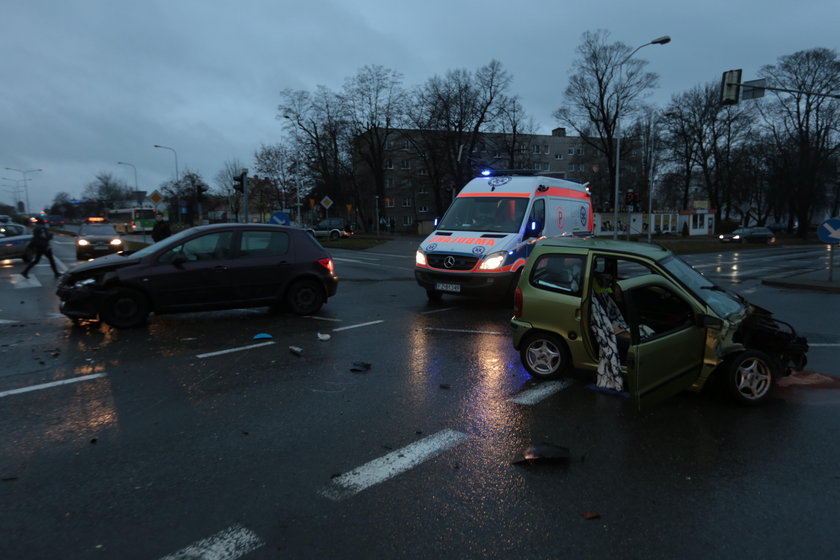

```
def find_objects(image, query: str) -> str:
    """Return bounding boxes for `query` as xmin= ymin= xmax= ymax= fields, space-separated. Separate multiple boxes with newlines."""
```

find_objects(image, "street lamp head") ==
xmin=651 ymin=35 xmax=671 ymax=45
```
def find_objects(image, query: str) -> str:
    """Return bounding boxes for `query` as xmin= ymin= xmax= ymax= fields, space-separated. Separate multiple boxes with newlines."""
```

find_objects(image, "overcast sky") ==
xmin=2 ymin=0 xmax=836 ymax=212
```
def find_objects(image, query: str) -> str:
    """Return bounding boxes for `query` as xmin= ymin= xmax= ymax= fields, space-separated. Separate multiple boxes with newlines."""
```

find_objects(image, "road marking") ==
xmin=307 ymin=315 xmax=342 ymax=322
xmin=423 ymin=327 xmax=505 ymax=335
xmin=0 ymin=373 xmax=106 ymax=398
xmin=332 ymin=320 xmax=384 ymax=332
xmin=196 ymin=341 xmax=276 ymax=358
xmin=809 ymin=343 xmax=840 ymax=347
xmin=158 ymin=524 xmax=264 ymax=560
xmin=509 ymin=380 xmax=574 ymax=405
xmin=420 ymin=307 xmax=457 ymax=315
xmin=13 ymin=274 xmax=41 ymax=288
xmin=319 ymin=429 xmax=469 ymax=501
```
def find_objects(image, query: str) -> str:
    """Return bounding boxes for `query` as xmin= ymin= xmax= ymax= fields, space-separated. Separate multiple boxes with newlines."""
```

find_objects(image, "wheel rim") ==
xmin=113 ymin=296 xmax=140 ymax=321
xmin=526 ymin=339 xmax=561 ymax=375
xmin=734 ymin=357 xmax=772 ymax=400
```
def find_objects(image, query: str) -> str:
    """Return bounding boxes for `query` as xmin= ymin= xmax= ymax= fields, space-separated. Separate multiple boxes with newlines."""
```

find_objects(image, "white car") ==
xmin=0 ymin=223 xmax=34 ymax=262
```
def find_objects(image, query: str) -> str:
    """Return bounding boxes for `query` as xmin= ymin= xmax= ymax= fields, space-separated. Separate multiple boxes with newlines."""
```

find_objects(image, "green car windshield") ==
xmin=438 ymin=197 xmax=529 ymax=233
xmin=659 ymin=254 xmax=744 ymax=319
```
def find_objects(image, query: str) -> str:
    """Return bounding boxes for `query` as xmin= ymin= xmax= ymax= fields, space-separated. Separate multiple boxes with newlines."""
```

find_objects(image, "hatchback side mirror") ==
xmin=697 ymin=314 xmax=723 ymax=328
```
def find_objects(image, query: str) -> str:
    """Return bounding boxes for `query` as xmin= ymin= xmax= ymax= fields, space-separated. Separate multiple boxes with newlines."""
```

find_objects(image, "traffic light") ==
xmin=720 ymin=69 xmax=742 ymax=105
xmin=233 ymin=170 xmax=247 ymax=193
xmin=625 ymin=192 xmax=634 ymax=205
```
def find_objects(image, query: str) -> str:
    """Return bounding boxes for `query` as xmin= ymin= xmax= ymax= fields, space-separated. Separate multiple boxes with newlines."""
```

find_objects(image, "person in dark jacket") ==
xmin=151 ymin=213 xmax=171 ymax=242
xmin=22 ymin=218 xmax=59 ymax=278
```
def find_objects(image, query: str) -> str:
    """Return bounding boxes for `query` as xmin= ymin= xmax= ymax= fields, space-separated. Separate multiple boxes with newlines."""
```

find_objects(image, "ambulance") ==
xmin=415 ymin=170 xmax=594 ymax=301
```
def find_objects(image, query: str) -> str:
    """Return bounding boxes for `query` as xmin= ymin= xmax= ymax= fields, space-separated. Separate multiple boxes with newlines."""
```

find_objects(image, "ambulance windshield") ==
xmin=438 ymin=197 xmax=529 ymax=233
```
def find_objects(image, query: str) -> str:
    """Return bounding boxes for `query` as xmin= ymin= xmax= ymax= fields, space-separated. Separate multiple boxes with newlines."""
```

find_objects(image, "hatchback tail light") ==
xmin=318 ymin=257 xmax=335 ymax=274
xmin=513 ymin=286 xmax=523 ymax=318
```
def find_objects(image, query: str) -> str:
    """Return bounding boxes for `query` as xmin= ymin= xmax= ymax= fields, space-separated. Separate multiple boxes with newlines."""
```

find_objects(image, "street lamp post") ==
xmin=1 ymin=178 xmax=23 ymax=210
xmin=117 ymin=161 xmax=139 ymax=191
xmin=612 ymin=35 xmax=670 ymax=240
xmin=153 ymin=144 xmax=179 ymax=223
xmin=4 ymin=168 xmax=41 ymax=215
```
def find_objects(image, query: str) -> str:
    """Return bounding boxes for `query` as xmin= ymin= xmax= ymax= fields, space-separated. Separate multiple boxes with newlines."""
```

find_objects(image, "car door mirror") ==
xmin=697 ymin=314 xmax=723 ymax=329
xmin=171 ymin=252 xmax=188 ymax=266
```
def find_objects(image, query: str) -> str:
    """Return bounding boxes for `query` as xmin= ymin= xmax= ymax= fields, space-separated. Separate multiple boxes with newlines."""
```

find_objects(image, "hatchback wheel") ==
xmin=286 ymin=279 xmax=324 ymax=315
xmin=520 ymin=331 xmax=571 ymax=380
xmin=725 ymin=349 xmax=779 ymax=405
xmin=101 ymin=288 xmax=149 ymax=328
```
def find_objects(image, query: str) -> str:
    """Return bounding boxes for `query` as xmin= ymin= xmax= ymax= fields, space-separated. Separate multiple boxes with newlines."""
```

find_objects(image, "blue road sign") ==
xmin=270 ymin=211 xmax=291 ymax=226
xmin=817 ymin=218 xmax=840 ymax=244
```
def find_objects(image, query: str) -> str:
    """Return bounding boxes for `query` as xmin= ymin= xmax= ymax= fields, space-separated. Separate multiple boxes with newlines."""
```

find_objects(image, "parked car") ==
xmin=718 ymin=227 xmax=776 ymax=244
xmin=57 ymin=223 xmax=339 ymax=328
xmin=76 ymin=222 xmax=124 ymax=260
xmin=310 ymin=218 xmax=353 ymax=240
xmin=0 ymin=223 xmax=34 ymax=262
xmin=510 ymin=237 xmax=808 ymax=408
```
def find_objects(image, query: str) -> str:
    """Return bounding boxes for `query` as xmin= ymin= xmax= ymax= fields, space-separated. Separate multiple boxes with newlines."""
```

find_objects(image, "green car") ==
xmin=510 ymin=237 xmax=808 ymax=408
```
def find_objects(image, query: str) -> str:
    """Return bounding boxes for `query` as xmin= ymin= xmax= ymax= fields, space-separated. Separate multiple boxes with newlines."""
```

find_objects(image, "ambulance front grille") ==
xmin=426 ymin=253 xmax=479 ymax=271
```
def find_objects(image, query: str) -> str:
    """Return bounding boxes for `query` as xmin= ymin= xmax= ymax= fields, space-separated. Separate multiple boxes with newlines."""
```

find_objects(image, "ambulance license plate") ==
xmin=435 ymin=282 xmax=460 ymax=293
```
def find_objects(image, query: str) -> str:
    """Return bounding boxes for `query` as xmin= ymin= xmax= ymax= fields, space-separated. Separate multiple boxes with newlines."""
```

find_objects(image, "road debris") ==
xmin=253 ymin=333 xmax=272 ymax=340
xmin=512 ymin=443 xmax=571 ymax=465
xmin=317 ymin=333 xmax=331 ymax=341
xmin=289 ymin=346 xmax=303 ymax=357
xmin=350 ymin=361 xmax=371 ymax=372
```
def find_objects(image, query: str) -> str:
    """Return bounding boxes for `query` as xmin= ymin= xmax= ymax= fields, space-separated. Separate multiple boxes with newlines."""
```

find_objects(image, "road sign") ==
xmin=270 ymin=211 xmax=291 ymax=226
xmin=149 ymin=190 xmax=162 ymax=204
xmin=817 ymin=218 xmax=840 ymax=244
xmin=321 ymin=196 xmax=333 ymax=210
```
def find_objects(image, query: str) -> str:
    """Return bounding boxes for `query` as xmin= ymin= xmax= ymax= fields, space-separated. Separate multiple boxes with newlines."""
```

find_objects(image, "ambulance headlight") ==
xmin=415 ymin=250 xmax=427 ymax=266
xmin=479 ymin=251 xmax=507 ymax=270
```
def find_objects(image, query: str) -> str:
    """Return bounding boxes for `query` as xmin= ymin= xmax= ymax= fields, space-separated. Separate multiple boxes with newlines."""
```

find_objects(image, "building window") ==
xmin=402 ymin=139 xmax=410 ymax=150
xmin=385 ymin=177 xmax=393 ymax=189
xmin=494 ymin=152 xmax=503 ymax=159
xmin=568 ymin=147 xmax=574 ymax=155
xmin=384 ymin=159 xmax=393 ymax=169
xmin=417 ymin=186 xmax=429 ymax=195
xmin=401 ymin=159 xmax=411 ymax=170
xmin=532 ymin=145 xmax=542 ymax=154
xmin=576 ymin=147 xmax=583 ymax=155
xmin=418 ymin=168 xmax=428 ymax=176
xmin=384 ymin=198 xmax=395 ymax=208
xmin=402 ymin=216 xmax=413 ymax=226
xmin=554 ymin=154 xmax=563 ymax=160
xmin=401 ymin=198 xmax=412 ymax=208
xmin=386 ymin=140 xmax=394 ymax=150
xmin=418 ymin=205 xmax=429 ymax=213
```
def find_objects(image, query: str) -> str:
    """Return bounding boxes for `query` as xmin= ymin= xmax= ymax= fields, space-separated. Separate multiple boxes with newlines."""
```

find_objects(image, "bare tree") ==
xmin=253 ymin=142 xmax=302 ymax=212
xmin=406 ymin=60 xmax=513 ymax=214
xmin=758 ymin=47 xmax=840 ymax=235
xmin=342 ymin=65 xmax=406 ymax=227
xmin=553 ymin=30 xmax=661 ymax=209
xmin=82 ymin=172 xmax=132 ymax=208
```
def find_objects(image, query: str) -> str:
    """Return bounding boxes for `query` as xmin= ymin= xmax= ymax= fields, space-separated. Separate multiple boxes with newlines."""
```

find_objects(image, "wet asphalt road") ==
xmin=1 ymin=237 xmax=839 ymax=559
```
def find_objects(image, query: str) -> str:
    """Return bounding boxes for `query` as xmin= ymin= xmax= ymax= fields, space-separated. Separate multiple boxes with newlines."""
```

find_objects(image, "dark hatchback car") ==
xmin=76 ymin=222 xmax=124 ymax=259
xmin=57 ymin=223 xmax=339 ymax=328
xmin=718 ymin=226 xmax=776 ymax=244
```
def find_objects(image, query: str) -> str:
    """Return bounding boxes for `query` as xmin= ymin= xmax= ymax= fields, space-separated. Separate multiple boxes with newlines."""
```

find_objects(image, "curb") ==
xmin=761 ymin=278 xmax=840 ymax=293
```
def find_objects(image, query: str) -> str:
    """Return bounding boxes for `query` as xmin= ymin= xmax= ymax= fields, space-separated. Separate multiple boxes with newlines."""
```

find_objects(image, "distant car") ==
xmin=0 ymin=214 xmax=12 ymax=225
xmin=510 ymin=237 xmax=808 ymax=407
xmin=0 ymin=223 xmax=34 ymax=262
xmin=76 ymin=223 xmax=124 ymax=260
xmin=718 ymin=227 xmax=776 ymax=244
xmin=310 ymin=218 xmax=353 ymax=240
xmin=57 ymin=223 xmax=339 ymax=328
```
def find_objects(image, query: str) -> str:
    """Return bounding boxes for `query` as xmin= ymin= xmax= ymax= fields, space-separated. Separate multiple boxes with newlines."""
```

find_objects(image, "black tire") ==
xmin=725 ymin=349 xmax=779 ymax=405
xmin=519 ymin=331 xmax=572 ymax=380
xmin=426 ymin=289 xmax=442 ymax=302
xmin=329 ymin=230 xmax=340 ymax=240
xmin=101 ymin=288 xmax=150 ymax=328
xmin=286 ymin=279 xmax=325 ymax=315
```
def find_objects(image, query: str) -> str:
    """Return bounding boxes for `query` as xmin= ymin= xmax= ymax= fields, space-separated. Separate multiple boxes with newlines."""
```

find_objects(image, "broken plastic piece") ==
xmin=512 ymin=443 xmax=571 ymax=465
xmin=253 ymin=333 xmax=272 ymax=340
xmin=317 ymin=333 xmax=331 ymax=341
xmin=289 ymin=346 xmax=303 ymax=356
xmin=350 ymin=361 xmax=371 ymax=372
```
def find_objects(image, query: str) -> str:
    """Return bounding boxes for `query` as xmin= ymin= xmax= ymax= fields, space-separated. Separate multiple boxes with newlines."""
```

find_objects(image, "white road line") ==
xmin=0 ymin=373 xmax=106 ymax=398
xmin=509 ymin=380 xmax=573 ymax=405
xmin=196 ymin=341 xmax=276 ymax=358
xmin=319 ymin=429 xmax=469 ymax=501
xmin=12 ymin=274 xmax=41 ymax=288
xmin=420 ymin=307 xmax=457 ymax=315
xmin=158 ymin=524 xmax=264 ymax=560
xmin=307 ymin=315 xmax=342 ymax=322
xmin=423 ymin=327 xmax=505 ymax=335
xmin=332 ymin=320 xmax=384 ymax=332
xmin=809 ymin=343 xmax=840 ymax=347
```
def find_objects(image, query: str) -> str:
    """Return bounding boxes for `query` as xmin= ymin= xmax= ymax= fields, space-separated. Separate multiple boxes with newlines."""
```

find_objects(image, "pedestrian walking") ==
xmin=22 ymin=218 xmax=59 ymax=278
xmin=151 ymin=213 xmax=171 ymax=242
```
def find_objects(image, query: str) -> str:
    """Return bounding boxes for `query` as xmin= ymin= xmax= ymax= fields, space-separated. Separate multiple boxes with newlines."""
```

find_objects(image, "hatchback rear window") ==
xmin=530 ymin=254 xmax=584 ymax=295
xmin=239 ymin=230 xmax=289 ymax=257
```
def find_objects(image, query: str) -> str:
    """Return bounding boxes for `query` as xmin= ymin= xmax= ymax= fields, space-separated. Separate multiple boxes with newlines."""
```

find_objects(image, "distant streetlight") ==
xmin=1 ymin=177 xmax=23 ymax=209
xmin=4 ymin=167 xmax=41 ymax=214
xmin=153 ymin=145 xmax=179 ymax=182
xmin=612 ymin=35 xmax=670 ymax=240
xmin=117 ymin=161 xmax=139 ymax=191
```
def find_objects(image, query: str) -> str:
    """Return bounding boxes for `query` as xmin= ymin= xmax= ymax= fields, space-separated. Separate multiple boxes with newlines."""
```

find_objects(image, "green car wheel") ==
xmin=520 ymin=331 xmax=572 ymax=380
